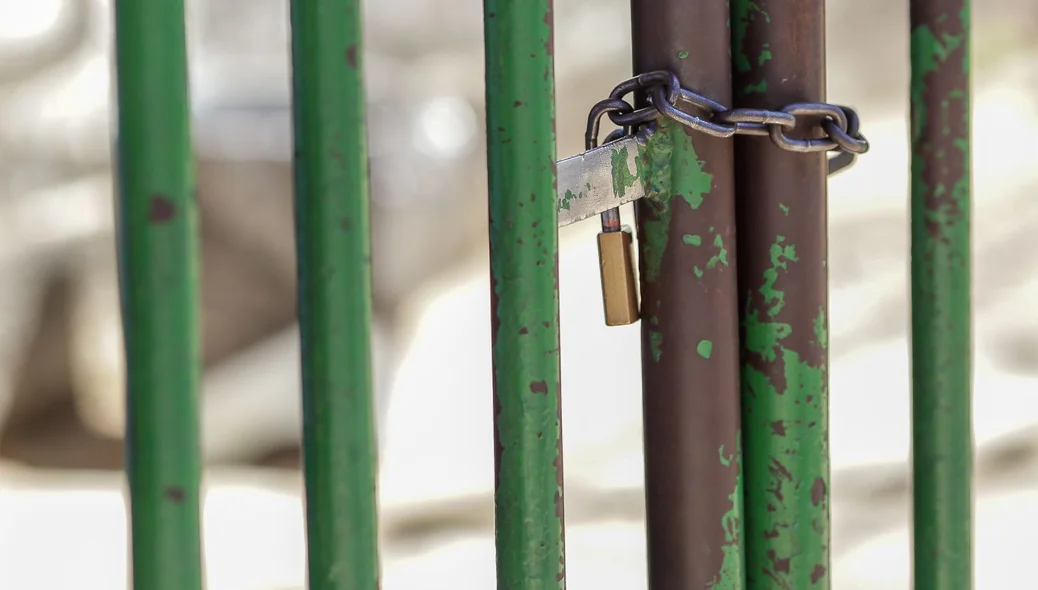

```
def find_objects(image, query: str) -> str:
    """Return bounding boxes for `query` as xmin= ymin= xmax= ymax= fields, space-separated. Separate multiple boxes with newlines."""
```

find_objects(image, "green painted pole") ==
xmin=909 ymin=1 xmax=973 ymax=588
xmin=289 ymin=0 xmax=380 ymax=588
xmin=113 ymin=0 xmax=203 ymax=588
xmin=483 ymin=1 xmax=567 ymax=588
xmin=731 ymin=1 xmax=832 ymax=587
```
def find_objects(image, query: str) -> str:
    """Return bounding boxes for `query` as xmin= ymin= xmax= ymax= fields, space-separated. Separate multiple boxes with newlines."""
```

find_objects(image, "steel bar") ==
xmin=630 ymin=2 xmax=745 ymax=588
xmin=730 ymin=1 xmax=832 ymax=587
xmin=289 ymin=0 xmax=380 ymax=588
xmin=483 ymin=1 xmax=567 ymax=588
xmin=909 ymin=0 xmax=973 ymax=587
xmin=113 ymin=0 xmax=203 ymax=587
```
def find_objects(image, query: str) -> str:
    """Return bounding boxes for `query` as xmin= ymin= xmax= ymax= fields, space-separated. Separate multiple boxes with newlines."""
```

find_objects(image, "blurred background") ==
xmin=0 ymin=0 xmax=1036 ymax=587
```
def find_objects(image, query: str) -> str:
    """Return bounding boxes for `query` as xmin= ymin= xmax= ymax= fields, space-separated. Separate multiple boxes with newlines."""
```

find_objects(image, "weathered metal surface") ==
xmin=483 ymin=0 xmax=567 ymax=588
xmin=731 ymin=0 xmax=832 ymax=587
xmin=112 ymin=0 xmax=203 ymax=587
xmin=289 ymin=0 xmax=380 ymax=587
xmin=909 ymin=0 xmax=973 ymax=587
xmin=556 ymin=133 xmax=645 ymax=227
xmin=630 ymin=1 xmax=744 ymax=588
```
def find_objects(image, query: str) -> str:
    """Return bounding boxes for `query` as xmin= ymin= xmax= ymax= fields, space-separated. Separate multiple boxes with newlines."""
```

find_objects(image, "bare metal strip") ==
xmin=556 ymin=133 xmax=646 ymax=228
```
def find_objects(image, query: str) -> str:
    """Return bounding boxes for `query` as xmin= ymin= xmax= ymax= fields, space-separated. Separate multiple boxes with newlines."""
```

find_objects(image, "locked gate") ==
xmin=112 ymin=0 xmax=971 ymax=588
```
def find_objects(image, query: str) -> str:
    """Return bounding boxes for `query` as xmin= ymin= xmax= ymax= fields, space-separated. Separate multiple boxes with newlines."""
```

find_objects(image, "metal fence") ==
xmin=112 ymin=0 xmax=970 ymax=588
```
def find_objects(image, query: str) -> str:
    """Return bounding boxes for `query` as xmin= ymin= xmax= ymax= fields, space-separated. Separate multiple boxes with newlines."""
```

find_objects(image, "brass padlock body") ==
xmin=597 ymin=229 xmax=640 ymax=326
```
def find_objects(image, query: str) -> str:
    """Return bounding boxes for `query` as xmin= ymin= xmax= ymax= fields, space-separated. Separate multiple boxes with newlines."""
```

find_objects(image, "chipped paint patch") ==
xmin=910 ymin=4 xmax=972 ymax=586
xmin=910 ymin=22 xmax=966 ymax=141
xmin=710 ymin=436 xmax=744 ymax=589
xmin=761 ymin=236 xmax=798 ymax=318
xmin=731 ymin=0 xmax=772 ymax=74
xmin=611 ymin=144 xmax=638 ymax=198
xmin=708 ymin=233 xmax=730 ymax=270
xmin=650 ymin=330 xmax=663 ymax=363
xmin=558 ymin=188 xmax=583 ymax=211
xmin=698 ymin=340 xmax=714 ymax=359
xmin=639 ymin=123 xmax=676 ymax=284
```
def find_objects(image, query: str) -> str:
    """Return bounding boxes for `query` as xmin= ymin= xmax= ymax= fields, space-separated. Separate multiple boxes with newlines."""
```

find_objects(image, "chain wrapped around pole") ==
xmin=585 ymin=69 xmax=870 ymax=175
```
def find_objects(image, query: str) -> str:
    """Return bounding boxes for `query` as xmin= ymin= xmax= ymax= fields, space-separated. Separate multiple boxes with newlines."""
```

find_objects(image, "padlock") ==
xmin=597 ymin=225 xmax=639 ymax=326
xmin=581 ymin=100 xmax=643 ymax=326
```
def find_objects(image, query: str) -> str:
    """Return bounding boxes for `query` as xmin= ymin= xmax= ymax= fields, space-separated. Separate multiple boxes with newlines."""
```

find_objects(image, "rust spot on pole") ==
xmin=148 ymin=194 xmax=176 ymax=224
xmin=164 ymin=486 xmax=185 ymax=503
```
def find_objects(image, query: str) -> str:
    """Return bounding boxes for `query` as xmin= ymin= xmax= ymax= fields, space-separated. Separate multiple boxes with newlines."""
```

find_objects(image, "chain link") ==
xmin=595 ymin=69 xmax=870 ymax=157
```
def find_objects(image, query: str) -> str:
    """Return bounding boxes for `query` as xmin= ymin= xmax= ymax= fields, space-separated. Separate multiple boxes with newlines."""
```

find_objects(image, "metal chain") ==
xmin=597 ymin=70 xmax=870 ymax=157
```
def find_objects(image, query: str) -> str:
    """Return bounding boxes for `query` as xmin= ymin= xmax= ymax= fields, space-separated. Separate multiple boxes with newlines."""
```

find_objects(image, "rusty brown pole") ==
xmin=630 ymin=0 xmax=745 ymax=588
xmin=731 ymin=0 xmax=832 ymax=587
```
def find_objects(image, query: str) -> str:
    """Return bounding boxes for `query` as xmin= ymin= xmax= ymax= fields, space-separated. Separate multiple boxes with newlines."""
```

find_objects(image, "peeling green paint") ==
xmin=742 ymin=308 xmax=790 ymax=361
xmin=910 ymin=4 xmax=972 ymax=589
xmin=650 ymin=330 xmax=663 ymax=363
xmin=708 ymin=233 xmax=730 ymax=270
xmin=731 ymin=0 xmax=772 ymax=102
xmin=813 ymin=308 xmax=827 ymax=350
xmin=731 ymin=1 xmax=771 ymax=74
xmin=557 ymin=188 xmax=583 ymax=211
xmin=761 ymin=236 xmax=798 ymax=317
xmin=678 ymin=50 xmax=690 ymax=59
xmin=910 ymin=23 xmax=965 ymax=141
xmin=685 ymin=192 xmax=705 ymax=209
xmin=731 ymin=0 xmax=832 ymax=586
xmin=741 ymin=310 xmax=827 ymax=589
xmin=636 ymin=103 xmax=742 ymax=588
xmin=611 ymin=145 xmax=638 ymax=198
xmin=698 ymin=340 xmax=714 ymax=359
xmin=743 ymin=81 xmax=767 ymax=95
xmin=638 ymin=123 xmax=677 ymax=284
xmin=758 ymin=44 xmax=772 ymax=66
xmin=720 ymin=444 xmax=733 ymax=467
xmin=740 ymin=242 xmax=829 ymax=588
xmin=680 ymin=165 xmax=713 ymax=211
xmin=710 ymin=436 xmax=744 ymax=590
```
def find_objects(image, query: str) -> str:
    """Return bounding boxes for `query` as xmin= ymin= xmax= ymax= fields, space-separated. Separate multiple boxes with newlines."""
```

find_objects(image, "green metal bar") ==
xmin=909 ymin=1 xmax=973 ymax=588
xmin=730 ymin=1 xmax=832 ymax=587
xmin=483 ymin=2 xmax=566 ymax=588
xmin=113 ymin=0 xmax=203 ymax=588
xmin=289 ymin=1 xmax=380 ymax=588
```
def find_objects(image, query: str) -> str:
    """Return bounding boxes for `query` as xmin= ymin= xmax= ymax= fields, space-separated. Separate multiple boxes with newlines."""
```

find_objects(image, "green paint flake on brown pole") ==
xmin=631 ymin=1 xmax=745 ymax=587
xmin=910 ymin=1 xmax=973 ymax=588
xmin=730 ymin=0 xmax=832 ymax=587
